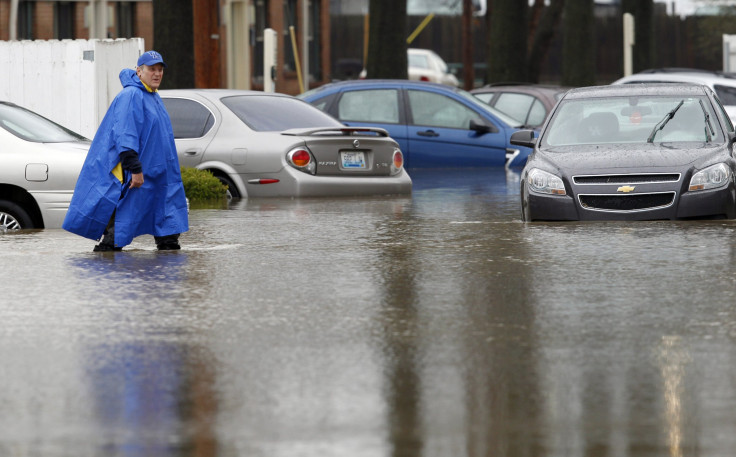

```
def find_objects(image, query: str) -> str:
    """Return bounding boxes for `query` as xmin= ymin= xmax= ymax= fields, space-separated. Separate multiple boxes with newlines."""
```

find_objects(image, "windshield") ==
xmin=542 ymin=95 xmax=724 ymax=147
xmin=221 ymin=95 xmax=344 ymax=131
xmin=0 ymin=102 xmax=88 ymax=143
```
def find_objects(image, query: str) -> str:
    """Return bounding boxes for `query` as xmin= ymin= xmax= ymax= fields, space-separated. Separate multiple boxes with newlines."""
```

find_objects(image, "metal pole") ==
xmin=462 ymin=0 xmax=474 ymax=90
xmin=301 ymin=0 xmax=309 ymax=91
xmin=9 ymin=0 xmax=18 ymax=40
xmin=623 ymin=13 xmax=635 ymax=77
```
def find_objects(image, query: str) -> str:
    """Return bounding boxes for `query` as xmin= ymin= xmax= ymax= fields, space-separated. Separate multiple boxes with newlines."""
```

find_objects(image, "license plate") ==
xmin=341 ymin=151 xmax=366 ymax=169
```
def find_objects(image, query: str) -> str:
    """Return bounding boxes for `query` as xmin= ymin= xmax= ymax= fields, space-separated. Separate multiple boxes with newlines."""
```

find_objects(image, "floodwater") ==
xmin=3 ymin=167 xmax=736 ymax=456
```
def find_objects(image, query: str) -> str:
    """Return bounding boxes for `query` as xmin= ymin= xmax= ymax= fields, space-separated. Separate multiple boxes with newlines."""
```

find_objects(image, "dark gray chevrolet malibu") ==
xmin=511 ymin=83 xmax=736 ymax=221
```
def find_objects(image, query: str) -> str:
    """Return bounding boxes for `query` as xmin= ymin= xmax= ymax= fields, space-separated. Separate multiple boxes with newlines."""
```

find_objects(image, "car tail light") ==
xmin=287 ymin=147 xmax=316 ymax=174
xmin=391 ymin=148 xmax=404 ymax=175
xmin=420 ymin=76 xmax=430 ymax=82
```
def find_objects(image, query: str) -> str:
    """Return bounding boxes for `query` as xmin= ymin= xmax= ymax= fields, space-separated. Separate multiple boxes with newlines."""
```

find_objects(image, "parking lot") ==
xmin=3 ymin=168 xmax=736 ymax=456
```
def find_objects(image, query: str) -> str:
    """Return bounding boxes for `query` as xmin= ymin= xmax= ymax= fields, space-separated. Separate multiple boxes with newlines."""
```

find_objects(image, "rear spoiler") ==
xmin=281 ymin=126 xmax=389 ymax=137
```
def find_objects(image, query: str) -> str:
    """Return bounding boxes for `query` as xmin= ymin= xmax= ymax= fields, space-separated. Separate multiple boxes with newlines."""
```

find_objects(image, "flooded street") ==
xmin=4 ymin=167 xmax=736 ymax=456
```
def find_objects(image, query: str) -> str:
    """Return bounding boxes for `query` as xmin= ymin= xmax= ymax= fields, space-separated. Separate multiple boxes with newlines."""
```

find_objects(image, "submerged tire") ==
xmin=0 ymin=200 xmax=33 ymax=231
xmin=218 ymin=175 xmax=241 ymax=200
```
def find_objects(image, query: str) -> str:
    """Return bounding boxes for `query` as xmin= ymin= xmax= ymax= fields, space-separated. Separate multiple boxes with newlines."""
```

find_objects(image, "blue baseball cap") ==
xmin=137 ymin=50 xmax=167 ymax=68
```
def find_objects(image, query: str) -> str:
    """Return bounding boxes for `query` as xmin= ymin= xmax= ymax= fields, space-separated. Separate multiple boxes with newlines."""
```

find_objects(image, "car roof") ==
xmin=159 ymin=88 xmax=294 ymax=99
xmin=564 ymin=83 xmax=709 ymax=99
xmin=304 ymin=79 xmax=461 ymax=95
xmin=470 ymin=83 xmax=569 ymax=94
xmin=613 ymin=71 xmax=736 ymax=87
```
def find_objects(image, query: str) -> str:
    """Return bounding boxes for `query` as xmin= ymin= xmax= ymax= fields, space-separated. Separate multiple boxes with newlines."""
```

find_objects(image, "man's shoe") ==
xmin=93 ymin=243 xmax=122 ymax=252
xmin=157 ymin=243 xmax=181 ymax=251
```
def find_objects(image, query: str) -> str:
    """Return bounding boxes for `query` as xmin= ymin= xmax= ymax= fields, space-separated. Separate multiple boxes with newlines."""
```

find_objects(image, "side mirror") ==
xmin=470 ymin=119 xmax=495 ymax=134
xmin=729 ymin=130 xmax=736 ymax=145
xmin=510 ymin=129 xmax=537 ymax=148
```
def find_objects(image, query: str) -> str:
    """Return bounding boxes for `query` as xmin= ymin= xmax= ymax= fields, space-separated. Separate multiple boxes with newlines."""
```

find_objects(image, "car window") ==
xmin=408 ymin=89 xmax=478 ymax=129
xmin=0 ymin=102 xmax=87 ymax=143
xmin=494 ymin=93 xmax=535 ymax=124
xmin=713 ymin=84 xmax=736 ymax=105
xmin=543 ymin=95 xmax=724 ymax=146
xmin=337 ymin=89 xmax=400 ymax=124
xmin=221 ymin=95 xmax=343 ymax=131
xmin=409 ymin=54 xmax=430 ymax=69
xmin=162 ymin=98 xmax=215 ymax=139
xmin=713 ymin=95 xmax=735 ymax=132
xmin=527 ymin=99 xmax=547 ymax=126
xmin=473 ymin=93 xmax=494 ymax=104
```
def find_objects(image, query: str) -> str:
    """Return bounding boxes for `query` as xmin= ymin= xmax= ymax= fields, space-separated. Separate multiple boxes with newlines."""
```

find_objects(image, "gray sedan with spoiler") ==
xmin=159 ymin=89 xmax=412 ymax=198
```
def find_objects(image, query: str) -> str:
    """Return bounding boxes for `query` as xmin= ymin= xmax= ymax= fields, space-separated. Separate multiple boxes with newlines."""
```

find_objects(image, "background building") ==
xmin=0 ymin=0 xmax=331 ymax=94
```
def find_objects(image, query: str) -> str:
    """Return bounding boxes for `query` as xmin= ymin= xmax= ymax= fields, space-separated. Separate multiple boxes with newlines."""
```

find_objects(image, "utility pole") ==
xmin=462 ymin=0 xmax=474 ymax=90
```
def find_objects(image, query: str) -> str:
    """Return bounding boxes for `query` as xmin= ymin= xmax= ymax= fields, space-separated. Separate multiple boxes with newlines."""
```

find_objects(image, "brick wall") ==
xmin=35 ymin=2 xmax=54 ymax=40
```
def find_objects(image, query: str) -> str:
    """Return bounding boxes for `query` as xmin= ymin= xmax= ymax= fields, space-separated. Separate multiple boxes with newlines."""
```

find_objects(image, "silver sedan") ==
xmin=0 ymin=102 xmax=89 ymax=231
xmin=159 ymin=89 xmax=412 ymax=198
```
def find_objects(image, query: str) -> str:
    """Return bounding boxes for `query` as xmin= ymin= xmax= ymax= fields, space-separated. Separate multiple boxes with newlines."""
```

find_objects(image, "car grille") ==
xmin=573 ymin=173 xmax=681 ymax=185
xmin=578 ymin=192 xmax=676 ymax=212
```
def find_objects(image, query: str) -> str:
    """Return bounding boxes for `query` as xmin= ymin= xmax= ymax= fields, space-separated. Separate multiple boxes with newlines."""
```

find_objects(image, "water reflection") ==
xmin=4 ymin=170 xmax=736 ymax=456
xmin=68 ymin=252 xmax=217 ymax=456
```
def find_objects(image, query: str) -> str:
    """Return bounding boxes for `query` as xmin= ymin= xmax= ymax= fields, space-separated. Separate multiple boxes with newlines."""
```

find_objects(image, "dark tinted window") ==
xmin=162 ymin=98 xmax=215 ymax=139
xmin=221 ymin=95 xmax=343 ymax=131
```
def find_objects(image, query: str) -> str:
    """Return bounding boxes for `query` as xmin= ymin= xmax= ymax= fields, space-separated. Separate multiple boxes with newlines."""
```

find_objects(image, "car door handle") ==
xmin=417 ymin=130 xmax=439 ymax=137
xmin=184 ymin=148 xmax=202 ymax=156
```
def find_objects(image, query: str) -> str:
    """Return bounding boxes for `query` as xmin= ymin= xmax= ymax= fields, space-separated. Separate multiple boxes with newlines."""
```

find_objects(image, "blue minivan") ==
xmin=299 ymin=79 xmax=533 ymax=168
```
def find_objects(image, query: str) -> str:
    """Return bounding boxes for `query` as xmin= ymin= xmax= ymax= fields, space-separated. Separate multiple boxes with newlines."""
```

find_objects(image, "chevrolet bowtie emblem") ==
xmin=617 ymin=185 xmax=636 ymax=193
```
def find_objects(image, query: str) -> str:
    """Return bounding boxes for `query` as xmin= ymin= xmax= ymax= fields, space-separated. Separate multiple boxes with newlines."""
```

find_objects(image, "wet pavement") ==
xmin=3 ymin=167 xmax=736 ymax=456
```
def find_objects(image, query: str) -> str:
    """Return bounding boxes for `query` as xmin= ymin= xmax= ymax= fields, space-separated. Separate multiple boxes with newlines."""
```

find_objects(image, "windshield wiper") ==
xmin=647 ymin=99 xmax=684 ymax=143
xmin=699 ymin=99 xmax=715 ymax=142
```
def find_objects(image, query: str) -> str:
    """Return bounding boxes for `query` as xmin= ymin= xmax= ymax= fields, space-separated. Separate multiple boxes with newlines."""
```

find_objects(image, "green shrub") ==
xmin=180 ymin=167 xmax=228 ymax=205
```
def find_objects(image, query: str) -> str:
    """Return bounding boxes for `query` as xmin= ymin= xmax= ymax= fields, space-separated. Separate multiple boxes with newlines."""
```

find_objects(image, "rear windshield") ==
xmin=221 ymin=95 xmax=344 ymax=131
xmin=0 ymin=102 xmax=88 ymax=143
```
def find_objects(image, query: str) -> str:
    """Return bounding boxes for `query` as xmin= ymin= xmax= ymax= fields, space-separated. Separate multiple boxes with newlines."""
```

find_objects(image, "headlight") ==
xmin=527 ymin=168 xmax=566 ymax=195
xmin=689 ymin=163 xmax=731 ymax=191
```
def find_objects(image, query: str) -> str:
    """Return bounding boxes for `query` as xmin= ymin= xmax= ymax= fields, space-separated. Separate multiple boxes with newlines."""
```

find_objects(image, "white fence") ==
xmin=0 ymin=38 xmax=144 ymax=139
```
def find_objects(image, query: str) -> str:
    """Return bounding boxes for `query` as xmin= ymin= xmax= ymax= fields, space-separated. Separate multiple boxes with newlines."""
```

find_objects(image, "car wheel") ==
xmin=0 ymin=200 xmax=33 ymax=231
xmin=218 ymin=175 xmax=241 ymax=200
xmin=520 ymin=183 xmax=530 ymax=222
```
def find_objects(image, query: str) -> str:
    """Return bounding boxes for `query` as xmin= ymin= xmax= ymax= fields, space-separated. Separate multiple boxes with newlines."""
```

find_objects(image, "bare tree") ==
xmin=486 ymin=0 xmax=528 ymax=83
xmin=528 ymin=0 xmax=564 ymax=83
xmin=152 ymin=0 xmax=195 ymax=89
xmin=622 ymin=0 xmax=654 ymax=73
xmin=561 ymin=0 xmax=595 ymax=86
xmin=366 ymin=0 xmax=408 ymax=79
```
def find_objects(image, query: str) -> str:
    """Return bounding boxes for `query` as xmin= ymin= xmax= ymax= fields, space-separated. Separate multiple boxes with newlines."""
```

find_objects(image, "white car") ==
xmin=612 ymin=69 xmax=736 ymax=125
xmin=359 ymin=48 xmax=460 ymax=87
xmin=0 ymin=102 xmax=89 ymax=231
xmin=159 ymin=89 xmax=412 ymax=198
xmin=407 ymin=48 xmax=459 ymax=87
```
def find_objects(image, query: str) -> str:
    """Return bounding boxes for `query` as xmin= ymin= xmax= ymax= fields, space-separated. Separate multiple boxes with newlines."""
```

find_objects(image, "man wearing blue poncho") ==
xmin=63 ymin=50 xmax=189 ymax=251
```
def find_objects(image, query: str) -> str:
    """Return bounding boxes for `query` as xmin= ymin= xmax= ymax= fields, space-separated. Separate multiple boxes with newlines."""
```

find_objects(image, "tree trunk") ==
xmin=486 ymin=0 xmax=528 ymax=83
xmin=528 ymin=0 xmax=564 ymax=83
xmin=561 ymin=0 xmax=596 ymax=86
xmin=366 ymin=0 xmax=408 ymax=80
xmin=152 ymin=0 xmax=195 ymax=89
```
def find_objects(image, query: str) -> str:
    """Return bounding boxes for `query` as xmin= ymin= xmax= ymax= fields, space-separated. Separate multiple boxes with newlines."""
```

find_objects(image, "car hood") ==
xmin=537 ymin=142 xmax=728 ymax=171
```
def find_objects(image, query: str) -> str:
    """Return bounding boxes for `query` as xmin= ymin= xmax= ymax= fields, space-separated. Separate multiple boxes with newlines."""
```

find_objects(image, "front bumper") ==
xmin=524 ymin=181 xmax=736 ymax=221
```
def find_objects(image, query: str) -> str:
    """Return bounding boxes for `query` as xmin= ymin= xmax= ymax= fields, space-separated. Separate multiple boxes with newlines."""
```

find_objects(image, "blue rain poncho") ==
xmin=63 ymin=69 xmax=189 ymax=247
